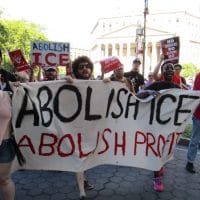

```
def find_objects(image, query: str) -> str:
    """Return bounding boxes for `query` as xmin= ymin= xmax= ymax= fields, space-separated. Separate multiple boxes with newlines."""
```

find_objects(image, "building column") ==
xmin=104 ymin=44 xmax=108 ymax=57
xmin=151 ymin=43 xmax=158 ymax=70
xmin=127 ymin=42 xmax=130 ymax=57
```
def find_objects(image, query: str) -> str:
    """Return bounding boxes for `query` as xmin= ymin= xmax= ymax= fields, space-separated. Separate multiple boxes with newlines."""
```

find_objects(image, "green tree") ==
xmin=0 ymin=19 xmax=48 ymax=71
xmin=181 ymin=63 xmax=199 ymax=79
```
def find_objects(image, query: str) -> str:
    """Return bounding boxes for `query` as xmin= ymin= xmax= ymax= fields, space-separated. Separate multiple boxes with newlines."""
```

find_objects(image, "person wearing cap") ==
xmin=0 ymin=49 xmax=17 ymax=91
xmin=44 ymin=67 xmax=58 ymax=81
xmin=124 ymin=58 xmax=145 ymax=93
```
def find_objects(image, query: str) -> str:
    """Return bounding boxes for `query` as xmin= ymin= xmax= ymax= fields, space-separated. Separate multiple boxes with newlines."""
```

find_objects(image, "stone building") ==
xmin=90 ymin=11 xmax=200 ymax=77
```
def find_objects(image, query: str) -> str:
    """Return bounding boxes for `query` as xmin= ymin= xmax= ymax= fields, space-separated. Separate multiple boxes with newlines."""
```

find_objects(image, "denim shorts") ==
xmin=0 ymin=138 xmax=16 ymax=163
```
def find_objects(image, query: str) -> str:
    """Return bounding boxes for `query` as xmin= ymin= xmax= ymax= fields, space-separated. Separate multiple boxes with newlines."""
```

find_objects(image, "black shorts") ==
xmin=0 ymin=138 xmax=16 ymax=163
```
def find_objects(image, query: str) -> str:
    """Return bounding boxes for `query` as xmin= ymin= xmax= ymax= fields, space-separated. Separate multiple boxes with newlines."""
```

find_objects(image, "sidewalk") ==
xmin=12 ymin=145 xmax=200 ymax=200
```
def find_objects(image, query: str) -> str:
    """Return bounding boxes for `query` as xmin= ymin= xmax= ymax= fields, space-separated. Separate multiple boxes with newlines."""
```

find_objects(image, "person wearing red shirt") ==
xmin=186 ymin=72 xmax=200 ymax=173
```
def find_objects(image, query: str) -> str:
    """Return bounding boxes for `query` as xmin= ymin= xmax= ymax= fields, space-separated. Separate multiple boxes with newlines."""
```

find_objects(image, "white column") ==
xmin=151 ymin=43 xmax=158 ymax=70
xmin=126 ymin=42 xmax=130 ymax=57
xmin=104 ymin=44 xmax=108 ymax=57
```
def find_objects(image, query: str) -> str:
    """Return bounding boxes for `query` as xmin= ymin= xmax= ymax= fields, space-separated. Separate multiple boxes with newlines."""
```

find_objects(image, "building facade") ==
xmin=90 ymin=11 xmax=200 ymax=77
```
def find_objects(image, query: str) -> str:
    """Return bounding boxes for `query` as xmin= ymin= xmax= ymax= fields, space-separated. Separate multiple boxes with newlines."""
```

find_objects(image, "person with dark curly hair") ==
xmin=72 ymin=56 xmax=94 ymax=80
xmin=66 ymin=56 xmax=94 ymax=200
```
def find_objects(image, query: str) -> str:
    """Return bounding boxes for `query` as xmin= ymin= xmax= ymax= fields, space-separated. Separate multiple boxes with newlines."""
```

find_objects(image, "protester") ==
xmin=174 ymin=63 xmax=187 ymax=85
xmin=0 ymin=49 xmax=17 ymax=91
xmin=104 ymin=65 xmax=134 ymax=93
xmin=44 ymin=67 xmax=58 ymax=81
xmin=0 ymin=80 xmax=26 ymax=200
xmin=124 ymin=58 xmax=144 ymax=93
xmin=0 ymin=91 xmax=16 ymax=200
xmin=138 ymin=61 xmax=180 ymax=192
xmin=66 ymin=55 xmax=94 ymax=200
xmin=145 ymin=72 xmax=154 ymax=87
xmin=152 ymin=55 xmax=184 ymax=89
xmin=186 ymin=72 xmax=200 ymax=173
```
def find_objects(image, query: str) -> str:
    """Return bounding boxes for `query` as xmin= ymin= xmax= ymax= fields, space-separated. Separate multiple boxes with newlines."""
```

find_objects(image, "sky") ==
xmin=0 ymin=0 xmax=200 ymax=49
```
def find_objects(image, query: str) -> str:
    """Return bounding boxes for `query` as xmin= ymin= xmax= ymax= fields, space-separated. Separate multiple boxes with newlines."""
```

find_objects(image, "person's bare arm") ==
xmin=153 ymin=54 xmax=164 ymax=81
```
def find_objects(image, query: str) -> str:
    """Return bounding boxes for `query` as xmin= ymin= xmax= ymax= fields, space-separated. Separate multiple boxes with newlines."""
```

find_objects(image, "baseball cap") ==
xmin=45 ymin=66 xmax=57 ymax=72
xmin=133 ymin=58 xmax=141 ymax=64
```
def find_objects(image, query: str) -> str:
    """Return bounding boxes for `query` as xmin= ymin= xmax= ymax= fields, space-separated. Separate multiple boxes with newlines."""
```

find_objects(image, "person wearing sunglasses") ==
xmin=66 ymin=56 xmax=94 ymax=200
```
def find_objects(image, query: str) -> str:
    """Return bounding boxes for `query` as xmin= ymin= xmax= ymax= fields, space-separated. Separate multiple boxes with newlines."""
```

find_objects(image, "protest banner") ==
xmin=160 ymin=36 xmax=180 ymax=64
xmin=11 ymin=81 xmax=200 ymax=172
xmin=8 ymin=49 xmax=29 ymax=72
xmin=100 ymin=56 xmax=122 ymax=73
xmin=31 ymin=41 xmax=70 ymax=68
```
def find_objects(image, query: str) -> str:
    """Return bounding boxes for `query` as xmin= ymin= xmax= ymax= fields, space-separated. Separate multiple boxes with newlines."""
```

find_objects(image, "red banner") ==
xmin=9 ymin=49 xmax=29 ymax=72
xmin=160 ymin=37 xmax=180 ymax=64
xmin=100 ymin=56 xmax=122 ymax=74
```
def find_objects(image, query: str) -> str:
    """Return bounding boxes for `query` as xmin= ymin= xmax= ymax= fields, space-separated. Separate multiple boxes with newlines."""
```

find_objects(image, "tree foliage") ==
xmin=0 ymin=19 xmax=48 ymax=71
xmin=181 ymin=63 xmax=199 ymax=79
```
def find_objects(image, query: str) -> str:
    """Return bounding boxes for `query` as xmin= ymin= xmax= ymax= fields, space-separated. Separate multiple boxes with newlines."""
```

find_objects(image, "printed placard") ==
xmin=31 ymin=41 xmax=70 ymax=67
xmin=8 ymin=49 xmax=29 ymax=72
xmin=160 ymin=37 xmax=180 ymax=64
xmin=100 ymin=56 xmax=122 ymax=73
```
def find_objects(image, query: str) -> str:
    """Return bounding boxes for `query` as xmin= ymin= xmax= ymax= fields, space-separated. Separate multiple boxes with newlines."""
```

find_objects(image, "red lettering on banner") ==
xmin=114 ymin=131 xmax=126 ymax=155
xmin=167 ymin=132 xmax=175 ymax=155
xmin=78 ymin=133 xmax=93 ymax=158
xmin=146 ymin=132 xmax=158 ymax=157
xmin=18 ymin=135 xmax=36 ymax=154
xmin=91 ymin=131 xmax=100 ymax=153
xmin=45 ymin=53 xmax=56 ymax=66
xmin=39 ymin=133 xmax=57 ymax=156
xmin=57 ymin=134 xmax=75 ymax=157
xmin=157 ymin=135 xmax=165 ymax=157
xmin=98 ymin=128 xmax=111 ymax=154
xmin=134 ymin=131 xmax=146 ymax=155
xmin=17 ymin=129 xmax=181 ymax=159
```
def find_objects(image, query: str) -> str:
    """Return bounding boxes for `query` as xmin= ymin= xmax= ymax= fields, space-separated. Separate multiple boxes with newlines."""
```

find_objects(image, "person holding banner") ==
xmin=67 ymin=56 xmax=94 ymax=200
xmin=0 ymin=91 xmax=16 ymax=200
xmin=141 ymin=61 xmax=180 ymax=192
xmin=104 ymin=65 xmax=134 ymax=93
xmin=153 ymin=54 xmax=184 ymax=88
xmin=44 ymin=67 xmax=58 ymax=81
xmin=124 ymin=58 xmax=144 ymax=93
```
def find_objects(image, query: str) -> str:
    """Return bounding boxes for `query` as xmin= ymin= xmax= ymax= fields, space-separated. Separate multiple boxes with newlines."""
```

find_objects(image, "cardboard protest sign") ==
xmin=31 ymin=41 xmax=70 ymax=68
xmin=8 ymin=49 xmax=29 ymax=72
xmin=11 ymin=81 xmax=200 ymax=172
xmin=100 ymin=56 xmax=122 ymax=73
xmin=160 ymin=37 xmax=180 ymax=64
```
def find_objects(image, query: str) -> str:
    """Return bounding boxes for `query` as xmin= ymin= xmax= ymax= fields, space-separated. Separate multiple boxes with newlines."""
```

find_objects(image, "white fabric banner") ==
xmin=12 ymin=80 xmax=200 ymax=172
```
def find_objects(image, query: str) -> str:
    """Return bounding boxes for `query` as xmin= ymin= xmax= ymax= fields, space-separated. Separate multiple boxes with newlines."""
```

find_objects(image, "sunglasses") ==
xmin=78 ymin=63 xmax=90 ymax=70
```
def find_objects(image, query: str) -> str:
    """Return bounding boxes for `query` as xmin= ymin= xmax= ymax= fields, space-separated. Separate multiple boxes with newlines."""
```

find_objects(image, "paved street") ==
xmin=10 ymin=145 xmax=200 ymax=200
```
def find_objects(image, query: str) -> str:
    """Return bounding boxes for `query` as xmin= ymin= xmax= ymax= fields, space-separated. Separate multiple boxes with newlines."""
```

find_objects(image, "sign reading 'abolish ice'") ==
xmin=12 ymin=81 xmax=200 ymax=172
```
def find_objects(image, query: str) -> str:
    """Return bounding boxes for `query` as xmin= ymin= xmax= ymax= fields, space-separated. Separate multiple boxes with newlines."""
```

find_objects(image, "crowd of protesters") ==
xmin=0 ymin=46 xmax=200 ymax=200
